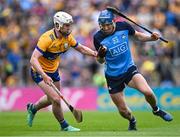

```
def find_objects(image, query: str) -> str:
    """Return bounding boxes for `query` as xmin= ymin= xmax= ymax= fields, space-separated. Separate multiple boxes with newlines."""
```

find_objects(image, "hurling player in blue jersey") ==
xmin=93 ymin=10 xmax=173 ymax=131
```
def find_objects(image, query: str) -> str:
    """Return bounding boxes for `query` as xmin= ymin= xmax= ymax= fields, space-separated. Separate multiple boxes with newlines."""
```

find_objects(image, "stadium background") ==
xmin=0 ymin=0 xmax=180 ymax=136
xmin=0 ymin=0 xmax=180 ymax=116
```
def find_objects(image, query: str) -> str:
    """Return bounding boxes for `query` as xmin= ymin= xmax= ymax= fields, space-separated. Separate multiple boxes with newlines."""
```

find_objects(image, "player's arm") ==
xmin=74 ymin=43 xmax=97 ymax=57
xmin=30 ymin=49 xmax=53 ymax=85
xmin=69 ymin=34 xmax=97 ymax=57
xmin=123 ymin=22 xmax=159 ymax=42
xmin=30 ymin=49 xmax=46 ymax=76
xmin=93 ymin=35 xmax=107 ymax=64
xmin=134 ymin=31 xmax=160 ymax=42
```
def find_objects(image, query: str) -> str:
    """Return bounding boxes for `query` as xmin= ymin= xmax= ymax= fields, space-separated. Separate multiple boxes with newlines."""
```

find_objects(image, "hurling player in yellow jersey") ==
xmin=27 ymin=11 xmax=97 ymax=131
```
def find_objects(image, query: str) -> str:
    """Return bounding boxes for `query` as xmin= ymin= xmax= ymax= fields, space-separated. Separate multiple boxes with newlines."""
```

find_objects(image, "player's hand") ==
xmin=151 ymin=33 xmax=160 ymax=41
xmin=93 ymin=51 xmax=98 ymax=57
xmin=42 ymin=74 xmax=53 ymax=85
xmin=98 ymin=46 xmax=107 ymax=58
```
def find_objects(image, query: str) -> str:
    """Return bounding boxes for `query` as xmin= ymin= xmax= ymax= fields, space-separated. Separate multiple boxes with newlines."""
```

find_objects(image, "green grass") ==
xmin=0 ymin=111 xmax=179 ymax=137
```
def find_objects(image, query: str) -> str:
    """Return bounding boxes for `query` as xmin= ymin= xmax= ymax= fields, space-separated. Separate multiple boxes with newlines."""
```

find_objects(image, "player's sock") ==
xmin=128 ymin=116 xmax=137 ymax=131
xmin=152 ymin=106 xmax=159 ymax=111
xmin=130 ymin=116 xmax=136 ymax=123
xmin=31 ymin=104 xmax=37 ymax=114
xmin=60 ymin=119 xmax=69 ymax=129
xmin=152 ymin=106 xmax=159 ymax=112
xmin=153 ymin=109 xmax=173 ymax=121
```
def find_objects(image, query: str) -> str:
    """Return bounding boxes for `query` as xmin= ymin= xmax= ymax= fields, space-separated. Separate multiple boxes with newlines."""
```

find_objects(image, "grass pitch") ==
xmin=0 ymin=111 xmax=179 ymax=137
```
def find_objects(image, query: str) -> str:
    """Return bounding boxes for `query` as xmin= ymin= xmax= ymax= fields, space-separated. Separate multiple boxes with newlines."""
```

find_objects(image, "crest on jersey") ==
xmin=121 ymin=34 xmax=126 ymax=39
xmin=64 ymin=43 xmax=68 ymax=49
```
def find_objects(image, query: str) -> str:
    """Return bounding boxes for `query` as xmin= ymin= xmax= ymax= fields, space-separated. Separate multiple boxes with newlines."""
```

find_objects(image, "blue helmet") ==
xmin=98 ymin=10 xmax=114 ymax=24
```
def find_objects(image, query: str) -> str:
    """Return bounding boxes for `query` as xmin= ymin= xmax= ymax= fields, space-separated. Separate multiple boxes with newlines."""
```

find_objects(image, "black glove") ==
xmin=97 ymin=46 xmax=107 ymax=58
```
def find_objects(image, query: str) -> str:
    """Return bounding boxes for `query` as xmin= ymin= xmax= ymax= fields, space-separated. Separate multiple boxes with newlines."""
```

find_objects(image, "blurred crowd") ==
xmin=0 ymin=0 xmax=179 ymax=87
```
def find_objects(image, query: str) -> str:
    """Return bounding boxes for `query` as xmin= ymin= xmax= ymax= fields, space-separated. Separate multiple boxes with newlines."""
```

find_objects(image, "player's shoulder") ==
xmin=67 ymin=33 xmax=77 ymax=43
xmin=116 ymin=21 xmax=132 ymax=29
xmin=67 ymin=33 xmax=74 ymax=40
xmin=116 ymin=21 xmax=131 ymax=26
xmin=93 ymin=30 xmax=106 ymax=41
xmin=39 ymin=29 xmax=55 ymax=42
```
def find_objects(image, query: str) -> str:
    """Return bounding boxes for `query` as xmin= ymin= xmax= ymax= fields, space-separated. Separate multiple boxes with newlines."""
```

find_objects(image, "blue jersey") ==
xmin=93 ymin=22 xmax=135 ymax=76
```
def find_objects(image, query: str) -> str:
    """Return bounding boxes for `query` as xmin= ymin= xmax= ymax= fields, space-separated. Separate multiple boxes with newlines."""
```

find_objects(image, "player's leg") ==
xmin=38 ymin=81 xmax=80 ymax=131
xmin=27 ymin=81 xmax=56 ymax=127
xmin=110 ymin=92 xmax=137 ymax=130
xmin=128 ymin=73 xmax=173 ymax=121
xmin=128 ymin=74 xmax=157 ymax=107
xmin=27 ymin=95 xmax=52 ymax=126
xmin=27 ymin=69 xmax=52 ymax=127
xmin=106 ymin=72 xmax=137 ymax=131
xmin=34 ymin=95 xmax=52 ymax=110
xmin=52 ymin=81 xmax=80 ymax=131
xmin=28 ymin=69 xmax=52 ymax=111
xmin=50 ymin=71 xmax=80 ymax=131
xmin=28 ymin=69 xmax=79 ymax=131
xmin=27 ymin=95 xmax=52 ymax=115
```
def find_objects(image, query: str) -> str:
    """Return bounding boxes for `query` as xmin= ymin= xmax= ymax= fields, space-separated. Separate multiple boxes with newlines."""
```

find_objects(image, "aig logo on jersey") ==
xmin=109 ymin=42 xmax=128 ymax=57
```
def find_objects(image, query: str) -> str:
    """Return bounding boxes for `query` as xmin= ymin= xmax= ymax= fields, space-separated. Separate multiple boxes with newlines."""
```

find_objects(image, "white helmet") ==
xmin=53 ymin=11 xmax=73 ymax=31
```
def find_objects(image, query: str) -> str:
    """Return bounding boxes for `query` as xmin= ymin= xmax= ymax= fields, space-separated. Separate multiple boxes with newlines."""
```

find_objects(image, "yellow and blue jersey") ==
xmin=35 ymin=29 xmax=78 ymax=73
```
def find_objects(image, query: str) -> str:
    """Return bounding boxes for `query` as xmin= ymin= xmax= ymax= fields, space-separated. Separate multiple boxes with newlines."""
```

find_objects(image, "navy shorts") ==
xmin=105 ymin=65 xmax=139 ymax=94
xmin=30 ymin=69 xmax=60 ymax=84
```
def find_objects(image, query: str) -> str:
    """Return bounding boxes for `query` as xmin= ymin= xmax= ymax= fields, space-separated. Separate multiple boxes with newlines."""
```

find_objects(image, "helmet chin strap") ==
xmin=112 ymin=22 xmax=116 ymax=32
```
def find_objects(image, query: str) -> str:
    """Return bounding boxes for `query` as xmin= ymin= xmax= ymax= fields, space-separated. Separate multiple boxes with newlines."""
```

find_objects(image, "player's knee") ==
xmin=52 ymin=96 xmax=61 ymax=105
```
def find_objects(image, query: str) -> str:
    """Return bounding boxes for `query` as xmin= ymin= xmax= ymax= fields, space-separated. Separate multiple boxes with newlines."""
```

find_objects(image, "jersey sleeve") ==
xmin=36 ymin=34 xmax=52 ymax=53
xmin=124 ymin=22 xmax=135 ymax=36
xmin=68 ymin=34 xmax=79 ymax=48
xmin=93 ymin=35 xmax=101 ymax=51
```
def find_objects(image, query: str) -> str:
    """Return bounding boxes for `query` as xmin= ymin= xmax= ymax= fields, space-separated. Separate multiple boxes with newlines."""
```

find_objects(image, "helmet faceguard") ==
xmin=53 ymin=11 xmax=73 ymax=36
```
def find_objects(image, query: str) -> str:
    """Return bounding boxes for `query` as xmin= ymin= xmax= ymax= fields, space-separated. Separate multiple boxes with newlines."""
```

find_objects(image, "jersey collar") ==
xmin=53 ymin=29 xmax=59 ymax=39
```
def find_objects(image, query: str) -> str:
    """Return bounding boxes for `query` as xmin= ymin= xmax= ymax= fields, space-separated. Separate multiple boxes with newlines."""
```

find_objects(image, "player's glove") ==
xmin=97 ymin=46 xmax=107 ymax=58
